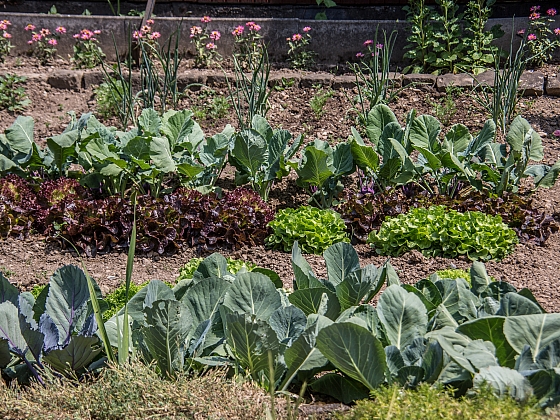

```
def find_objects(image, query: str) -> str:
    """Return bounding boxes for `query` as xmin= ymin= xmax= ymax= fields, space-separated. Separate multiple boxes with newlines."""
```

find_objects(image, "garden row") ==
xmin=0 ymin=103 xmax=558 ymax=259
xmin=3 ymin=240 xmax=560 ymax=409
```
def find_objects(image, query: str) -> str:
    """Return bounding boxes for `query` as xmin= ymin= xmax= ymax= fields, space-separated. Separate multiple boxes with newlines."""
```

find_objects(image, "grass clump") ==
xmin=339 ymin=384 xmax=543 ymax=420
xmin=368 ymin=205 xmax=518 ymax=261
xmin=267 ymin=206 xmax=349 ymax=254
xmin=0 ymin=362 xmax=270 ymax=419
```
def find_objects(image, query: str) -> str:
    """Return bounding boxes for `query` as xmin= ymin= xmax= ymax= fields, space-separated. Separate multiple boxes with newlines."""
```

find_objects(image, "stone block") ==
xmin=299 ymin=73 xmax=333 ymax=88
xmin=332 ymin=75 xmax=355 ymax=90
xmin=177 ymin=70 xmax=207 ymax=91
xmin=268 ymin=73 xmax=300 ymax=89
xmin=471 ymin=71 xmax=495 ymax=89
xmin=546 ymin=74 xmax=560 ymax=96
xmin=403 ymin=73 xmax=436 ymax=87
xmin=519 ymin=71 xmax=544 ymax=96
xmin=82 ymin=71 xmax=104 ymax=88
xmin=47 ymin=70 xmax=83 ymax=91
xmin=206 ymin=71 xmax=228 ymax=87
xmin=436 ymin=73 xmax=474 ymax=91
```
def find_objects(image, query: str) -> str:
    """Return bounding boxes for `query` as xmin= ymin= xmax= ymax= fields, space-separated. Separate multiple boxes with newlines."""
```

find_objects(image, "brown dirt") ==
xmin=1 ymin=59 xmax=560 ymax=312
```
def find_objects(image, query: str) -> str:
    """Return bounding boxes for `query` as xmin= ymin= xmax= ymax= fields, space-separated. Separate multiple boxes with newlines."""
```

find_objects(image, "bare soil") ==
xmin=0 ymin=59 xmax=560 ymax=311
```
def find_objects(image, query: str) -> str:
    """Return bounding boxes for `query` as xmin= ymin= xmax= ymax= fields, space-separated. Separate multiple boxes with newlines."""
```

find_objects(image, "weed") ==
xmin=94 ymin=78 xmax=129 ymax=118
xmin=0 ymin=74 xmax=30 ymax=112
xmin=309 ymin=87 xmax=334 ymax=118
xmin=0 ymin=266 xmax=14 ymax=278
xmin=426 ymin=84 xmax=460 ymax=126
xmin=273 ymin=77 xmax=295 ymax=91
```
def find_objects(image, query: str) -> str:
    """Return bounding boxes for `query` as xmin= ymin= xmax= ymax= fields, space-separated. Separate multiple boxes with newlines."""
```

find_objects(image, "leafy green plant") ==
xmin=103 ymin=281 xmax=148 ymax=321
xmin=177 ymin=257 xmax=257 ymax=282
xmin=435 ymin=268 xmax=471 ymax=281
xmin=231 ymin=21 xmax=264 ymax=70
xmin=72 ymin=28 xmax=105 ymax=69
xmin=0 ymin=20 xmax=13 ymax=63
xmin=266 ymin=206 xmax=349 ymax=254
xmin=229 ymin=115 xmax=302 ymax=201
xmin=309 ymin=87 xmax=334 ymax=119
xmin=0 ymin=74 xmax=30 ymax=113
xmin=94 ymin=78 xmax=128 ymax=119
xmin=315 ymin=0 xmax=337 ymax=20
xmin=296 ymin=139 xmax=354 ymax=209
xmin=189 ymin=17 xmax=222 ymax=68
xmin=368 ymin=205 xmax=518 ymax=260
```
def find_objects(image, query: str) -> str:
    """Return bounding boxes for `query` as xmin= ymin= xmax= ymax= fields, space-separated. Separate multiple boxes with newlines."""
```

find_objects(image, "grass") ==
xmin=338 ymin=384 xmax=545 ymax=420
xmin=0 ymin=362 xmax=272 ymax=420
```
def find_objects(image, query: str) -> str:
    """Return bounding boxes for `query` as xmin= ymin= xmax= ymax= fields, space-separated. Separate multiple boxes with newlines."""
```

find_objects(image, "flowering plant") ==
xmin=232 ymin=21 xmax=263 ymax=69
xmin=0 ymin=20 xmax=13 ymax=63
xmin=518 ymin=6 xmax=560 ymax=66
xmin=189 ymin=16 xmax=221 ymax=68
xmin=25 ymin=24 xmax=65 ymax=65
xmin=355 ymin=39 xmax=384 ymax=65
xmin=286 ymin=26 xmax=316 ymax=69
xmin=132 ymin=19 xmax=162 ymax=49
xmin=72 ymin=28 xmax=105 ymax=69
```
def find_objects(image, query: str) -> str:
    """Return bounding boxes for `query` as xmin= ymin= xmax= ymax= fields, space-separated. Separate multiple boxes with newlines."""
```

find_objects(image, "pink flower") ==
xmin=356 ymin=52 xmax=365 ymax=58
xmin=132 ymin=30 xmax=143 ymax=40
xmin=48 ymin=39 xmax=57 ymax=46
xmin=246 ymin=21 xmax=261 ymax=31
xmin=141 ymin=25 xmax=151 ymax=34
xmin=553 ymin=129 xmax=560 ymax=137
xmin=210 ymin=30 xmax=221 ymax=41
xmin=146 ymin=19 xmax=155 ymax=25
xmin=0 ymin=23 xmax=7 ymax=31
xmin=190 ymin=26 xmax=202 ymax=38
xmin=555 ymin=28 xmax=560 ymax=35
xmin=517 ymin=29 xmax=526 ymax=35
xmin=303 ymin=26 xmax=311 ymax=32
xmin=40 ymin=28 xmax=50 ymax=36
xmin=376 ymin=43 xmax=383 ymax=49
xmin=56 ymin=26 xmax=66 ymax=34
xmin=31 ymin=33 xmax=42 ymax=42
xmin=25 ymin=24 xmax=35 ymax=31
xmin=93 ymin=30 xmax=101 ymax=35
xmin=529 ymin=12 xmax=541 ymax=20
xmin=73 ymin=33 xmax=80 ymax=39
xmin=2 ymin=20 xmax=11 ymax=26
xmin=201 ymin=16 xmax=212 ymax=23
xmin=149 ymin=31 xmax=161 ymax=40
xmin=2 ymin=32 xmax=11 ymax=39
xmin=205 ymin=42 xmax=216 ymax=50
xmin=530 ymin=5 xmax=540 ymax=12
xmin=528 ymin=33 xmax=537 ymax=40
xmin=548 ymin=8 xmax=557 ymax=16
xmin=292 ymin=33 xmax=302 ymax=41
xmin=363 ymin=39 xmax=373 ymax=46
xmin=27 ymin=40 xmax=33 ymax=45
xmin=232 ymin=25 xmax=244 ymax=36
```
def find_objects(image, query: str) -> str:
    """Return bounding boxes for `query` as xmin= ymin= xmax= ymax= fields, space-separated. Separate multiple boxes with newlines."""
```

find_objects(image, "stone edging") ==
xmin=7 ymin=68 xmax=560 ymax=97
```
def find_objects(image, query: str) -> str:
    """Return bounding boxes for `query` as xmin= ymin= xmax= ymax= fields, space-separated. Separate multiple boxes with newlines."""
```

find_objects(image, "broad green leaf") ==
xmin=124 ymin=280 xmax=174 ymax=323
xmin=266 ymin=129 xmax=291 ymax=181
xmin=323 ymin=242 xmax=360 ymax=288
xmin=0 ymin=338 xmax=10 ymax=368
xmin=224 ymin=312 xmax=279 ymax=378
xmin=336 ymin=265 xmax=377 ymax=311
xmin=43 ymin=335 xmax=101 ymax=375
xmin=497 ymin=293 xmax=542 ymax=316
xmin=124 ymin=136 xmax=151 ymax=160
xmin=457 ymin=317 xmax=516 ymax=368
xmin=288 ymin=288 xmax=341 ymax=320
xmin=504 ymin=314 xmax=560 ymax=355
xmin=0 ymin=272 xmax=19 ymax=306
xmin=0 ymin=301 xmax=28 ymax=357
xmin=531 ymin=161 xmax=560 ymax=188
xmin=268 ymin=305 xmax=306 ymax=345
xmin=46 ymin=265 xmax=91 ymax=346
xmin=181 ymin=277 xmax=231 ymax=327
xmin=150 ymin=137 xmax=176 ymax=173
xmin=365 ymin=104 xmax=398 ymax=144
xmin=470 ymin=261 xmax=493 ymax=296
xmin=296 ymin=146 xmax=333 ymax=187
xmin=445 ymin=124 xmax=471 ymax=154
xmin=5 ymin=116 xmax=34 ymax=155
xmin=350 ymin=139 xmax=379 ymax=172
xmin=251 ymin=115 xmax=273 ymax=139
xmin=47 ymin=130 xmax=78 ymax=173
xmin=332 ymin=142 xmax=354 ymax=176
xmin=142 ymin=299 xmax=192 ymax=377
xmin=473 ymin=366 xmax=533 ymax=402
xmin=176 ymin=162 xmax=204 ymax=179
xmin=161 ymin=109 xmax=196 ymax=150
xmin=316 ymin=322 xmax=386 ymax=391
xmin=409 ymin=114 xmax=441 ymax=152
xmin=192 ymin=253 xmax=229 ymax=281
xmin=138 ymin=108 xmax=161 ymax=136
xmin=507 ymin=116 xmax=543 ymax=161
xmin=231 ymin=130 xmax=267 ymax=178
xmin=465 ymin=119 xmax=495 ymax=158
xmin=223 ymin=272 xmax=282 ymax=321
xmin=291 ymin=242 xmax=321 ymax=290
xmin=310 ymin=373 xmax=370 ymax=404
xmin=378 ymin=285 xmax=428 ymax=349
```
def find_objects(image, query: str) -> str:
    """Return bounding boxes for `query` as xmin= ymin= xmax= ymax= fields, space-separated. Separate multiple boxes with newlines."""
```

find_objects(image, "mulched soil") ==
xmin=0 ymin=57 xmax=560 ymax=312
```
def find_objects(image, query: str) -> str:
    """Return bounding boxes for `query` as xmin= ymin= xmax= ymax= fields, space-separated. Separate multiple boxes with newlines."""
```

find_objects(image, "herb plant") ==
xmin=426 ymin=84 xmax=459 ymax=126
xmin=286 ymin=26 xmax=316 ymax=70
xmin=72 ymin=28 xmax=105 ymax=68
xmin=368 ymin=205 xmax=518 ymax=260
xmin=266 ymin=206 xmax=349 ymax=254
xmin=0 ymin=74 xmax=30 ymax=113
xmin=309 ymin=87 xmax=334 ymax=119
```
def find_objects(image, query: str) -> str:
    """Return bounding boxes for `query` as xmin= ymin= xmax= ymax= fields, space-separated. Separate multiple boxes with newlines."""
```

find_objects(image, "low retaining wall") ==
xmin=17 ymin=68 xmax=560 ymax=97
xmin=2 ymin=13 xmax=559 ymax=65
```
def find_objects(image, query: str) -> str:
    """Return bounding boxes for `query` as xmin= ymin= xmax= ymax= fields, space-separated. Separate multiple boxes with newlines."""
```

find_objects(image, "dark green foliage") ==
xmin=368 ymin=205 xmax=518 ymax=261
xmin=0 ymin=74 xmax=30 ymax=112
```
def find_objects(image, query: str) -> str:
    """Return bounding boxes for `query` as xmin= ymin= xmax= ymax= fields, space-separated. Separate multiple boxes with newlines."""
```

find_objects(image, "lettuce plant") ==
xmin=266 ymin=206 xmax=348 ymax=254
xmin=368 ymin=205 xmax=518 ymax=261
xmin=177 ymin=257 xmax=257 ymax=282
